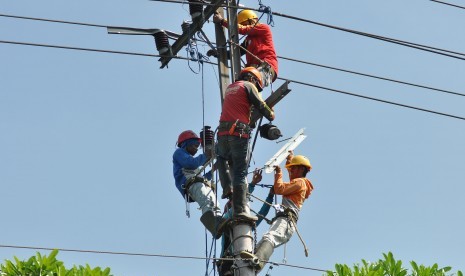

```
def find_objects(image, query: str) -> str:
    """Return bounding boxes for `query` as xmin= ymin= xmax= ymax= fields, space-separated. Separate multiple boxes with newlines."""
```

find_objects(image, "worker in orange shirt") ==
xmin=240 ymin=151 xmax=314 ymax=272
xmin=211 ymin=9 xmax=278 ymax=88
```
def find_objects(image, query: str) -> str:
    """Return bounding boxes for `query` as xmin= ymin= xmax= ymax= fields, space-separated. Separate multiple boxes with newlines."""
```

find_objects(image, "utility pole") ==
xmin=214 ymin=6 xmax=229 ymax=104
xmin=222 ymin=2 xmax=257 ymax=276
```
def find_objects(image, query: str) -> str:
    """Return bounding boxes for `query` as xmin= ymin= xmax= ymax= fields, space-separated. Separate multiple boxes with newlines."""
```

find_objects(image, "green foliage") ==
xmin=0 ymin=250 xmax=112 ymax=276
xmin=325 ymin=252 xmax=462 ymax=276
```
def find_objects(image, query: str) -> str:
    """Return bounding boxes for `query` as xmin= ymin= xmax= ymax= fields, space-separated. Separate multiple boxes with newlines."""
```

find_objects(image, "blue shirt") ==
xmin=172 ymin=147 xmax=211 ymax=198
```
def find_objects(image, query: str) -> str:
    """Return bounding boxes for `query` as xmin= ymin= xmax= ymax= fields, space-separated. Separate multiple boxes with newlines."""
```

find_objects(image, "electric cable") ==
xmin=145 ymin=1 xmax=465 ymax=61
xmin=278 ymin=56 xmax=465 ymax=97
xmin=4 ymin=6 xmax=465 ymax=61
xmin=279 ymin=76 xmax=465 ymax=121
xmin=430 ymin=0 xmax=465 ymax=10
xmin=1 ymin=39 xmax=462 ymax=121
xmin=0 ymin=39 xmax=216 ymax=65
xmin=2 ymin=13 xmax=464 ymax=97
xmin=0 ymin=13 xmax=108 ymax=28
xmin=0 ymin=244 xmax=328 ymax=272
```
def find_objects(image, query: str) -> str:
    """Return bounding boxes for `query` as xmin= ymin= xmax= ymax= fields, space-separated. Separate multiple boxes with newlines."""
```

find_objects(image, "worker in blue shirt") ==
xmin=173 ymin=130 xmax=225 ymax=239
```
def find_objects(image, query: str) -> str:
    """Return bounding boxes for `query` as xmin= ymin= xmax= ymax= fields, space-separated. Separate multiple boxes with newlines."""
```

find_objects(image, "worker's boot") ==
xmin=200 ymin=211 xmax=228 ymax=239
xmin=240 ymin=240 xmax=274 ymax=273
xmin=232 ymin=184 xmax=257 ymax=221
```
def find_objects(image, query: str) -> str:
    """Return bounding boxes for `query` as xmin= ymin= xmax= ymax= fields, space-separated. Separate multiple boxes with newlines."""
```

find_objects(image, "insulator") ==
xmin=200 ymin=125 xmax=214 ymax=147
xmin=153 ymin=31 xmax=170 ymax=55
xmin=260 ymin=123 xmax=282 ymax=141
xmin=188 ymin=0 xmax=204 ymax=19
xmin=181 ymin=21 xmax=191 ymax=34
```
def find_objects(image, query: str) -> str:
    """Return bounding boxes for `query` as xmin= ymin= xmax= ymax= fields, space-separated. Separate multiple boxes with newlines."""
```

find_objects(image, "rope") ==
xmin=257 ymin=0 xmax=274 ymax=26
xmin=249 ymin=194 xmax=309 ymax=257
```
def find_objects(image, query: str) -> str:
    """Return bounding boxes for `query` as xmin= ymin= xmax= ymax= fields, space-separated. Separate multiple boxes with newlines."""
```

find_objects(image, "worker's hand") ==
xmin=206 ymin=49 xmax=218 ymax=58
xmin=270 ymin=111 xmax=275 ymax=121
xmin=274 ymin=165 xmax=281 ymax=174
xmin=251 ymin=168 xmax=263 ymax=184
xmin=286 ymin=150 xmax=294 ymax=163
xmin=213 ymin=12 xmax=224 ymax=24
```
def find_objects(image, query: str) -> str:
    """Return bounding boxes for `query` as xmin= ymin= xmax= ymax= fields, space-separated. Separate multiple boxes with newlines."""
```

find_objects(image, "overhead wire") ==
xmin=2 ymin=13 xmax=465 ymax=98
xmin=0 ymin=244 xmax=328 ymax=272
xmin=0 ymin=39 xmax=216 ymax=65
xmin=280 ymin=76 xmax=465 ymax=121
xmin=145 ymin=0 xmax=465 ymax=61
xmin=278 ymin=56 xmax=465 ymax=97
xmin=1 ymin=39 xmax=463 ymax=121
xmin=430 ymin=0 xmax=465 ymax=10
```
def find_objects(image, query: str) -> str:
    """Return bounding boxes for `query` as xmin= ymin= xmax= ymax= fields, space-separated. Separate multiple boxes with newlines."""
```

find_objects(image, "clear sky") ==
xmin=1 ymin=0 xmax=464 ymax=275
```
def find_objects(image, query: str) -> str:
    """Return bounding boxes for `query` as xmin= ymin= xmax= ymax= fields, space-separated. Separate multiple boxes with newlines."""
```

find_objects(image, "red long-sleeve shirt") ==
xmin=222 ymin=21 xmax=278 ymax=77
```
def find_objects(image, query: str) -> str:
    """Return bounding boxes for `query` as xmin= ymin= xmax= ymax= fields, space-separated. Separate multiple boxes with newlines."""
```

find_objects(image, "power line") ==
xmin=3 ymin=7 xmax=465 ymax=62
xmin=0 ymin=13 xmax=108 ymax=28
xmin=278 ymin=56 xmax=465 ymax=97
xmin=145 ymin=0 xmax=465 ymax=61
xmin=0 ymin=39 xmax=215 ymax=65
xmin=431 ymin=0 xmax=465 ymax=10
xmin=1 ymin=39 xmax=463 ymax=121
xmin=0 ymin=244 xmax=328 ymax=272
xmin=2 ymin=13 xmax=464 ymax=98
xmin=281 ymin=77 xmax=465 ymax=121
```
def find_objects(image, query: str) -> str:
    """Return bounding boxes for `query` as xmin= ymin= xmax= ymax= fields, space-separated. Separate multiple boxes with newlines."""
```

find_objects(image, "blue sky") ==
xmin=1 ymin=0 xmax=464 ymax=275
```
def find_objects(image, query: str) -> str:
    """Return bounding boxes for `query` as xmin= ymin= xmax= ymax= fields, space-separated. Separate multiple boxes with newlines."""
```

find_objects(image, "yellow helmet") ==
xmin=237 ymin=10 xmax=258 ymax=24
xmin=285 ymin=155 xmax=312 ymax=170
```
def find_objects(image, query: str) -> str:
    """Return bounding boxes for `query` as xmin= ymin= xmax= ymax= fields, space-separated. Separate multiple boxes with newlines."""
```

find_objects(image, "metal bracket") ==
xmin=264 ymin=128 xmax=307 ymax=173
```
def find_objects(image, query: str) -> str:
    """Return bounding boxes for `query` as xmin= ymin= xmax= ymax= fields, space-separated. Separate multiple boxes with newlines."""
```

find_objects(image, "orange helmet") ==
xmin=239 ymin=67 xmax=263 ymax=91
xmin=177 ymin=130 xmax=200 ymax=147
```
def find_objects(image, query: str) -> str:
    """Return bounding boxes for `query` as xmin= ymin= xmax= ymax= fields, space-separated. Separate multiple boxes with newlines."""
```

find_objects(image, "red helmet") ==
xmin=239 ymin=67 xmax=263 ymax=91
xmin=177 ymin=130 xmax=200 ymax=147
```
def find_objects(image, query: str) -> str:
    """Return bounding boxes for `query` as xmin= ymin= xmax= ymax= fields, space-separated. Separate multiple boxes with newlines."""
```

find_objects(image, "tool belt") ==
xmin=218 ymin=121 xmax=252 ymax=137
xmin=274 ymin=208 xmax=298 ymax=223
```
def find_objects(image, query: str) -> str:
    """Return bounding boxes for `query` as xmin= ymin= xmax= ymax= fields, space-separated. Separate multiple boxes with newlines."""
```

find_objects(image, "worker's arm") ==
xmin=256 ymin=187 xmax=274 ymax=227
xmin=173 ymin=149 xmax=207 ymax=170
xmin=273 ymin=166 xmax=304 ymax=196
xmin=237 ymin=23 xmax=269 ymax=36
xmin=244 ymin=82 xmax=274 ymax=121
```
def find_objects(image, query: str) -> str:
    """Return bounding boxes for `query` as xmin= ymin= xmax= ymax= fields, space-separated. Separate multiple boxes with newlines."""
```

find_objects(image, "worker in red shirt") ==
xmin=212 ymin=9 xmax=278 ymax=88
xmin=241 ymin=151 xmax=314 ymax=272
xmin=216 ymin=67 xmax=275 ymax=222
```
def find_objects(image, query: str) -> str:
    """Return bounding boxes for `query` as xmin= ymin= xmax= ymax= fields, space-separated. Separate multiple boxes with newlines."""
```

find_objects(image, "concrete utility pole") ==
xmin=214 ymin=7 xmax=229 ymax=104
xmin=222 ymin=2 xmax=257 ymax=276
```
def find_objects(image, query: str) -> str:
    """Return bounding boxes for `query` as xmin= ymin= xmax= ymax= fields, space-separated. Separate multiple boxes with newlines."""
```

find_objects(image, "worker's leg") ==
xmin=228 ymin=136 xmax=256 ymax=220
xmin=216 ymin=135 xmax=233 ymax=199
xmin=188 ymin=182 xmax=221 ymax=216
xmin=188 ymin=182 xmax=226 ymax=239
xmin=261 ymin=216 xmax=295 ymax=248
xmin=241 ymin=217 xmax=292 ymax=271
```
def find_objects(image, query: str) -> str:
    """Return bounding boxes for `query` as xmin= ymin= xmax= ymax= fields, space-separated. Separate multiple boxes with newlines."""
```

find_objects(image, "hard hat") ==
xmin=237 ymin=9 xmax=258 ymax=24
xmin=177 ymin=130 xmax=200 ymax=147
xmin=239 ymin=67 xmax=263 ymax=91
xmin=285 ymin=155 xmax=312 ymax=170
